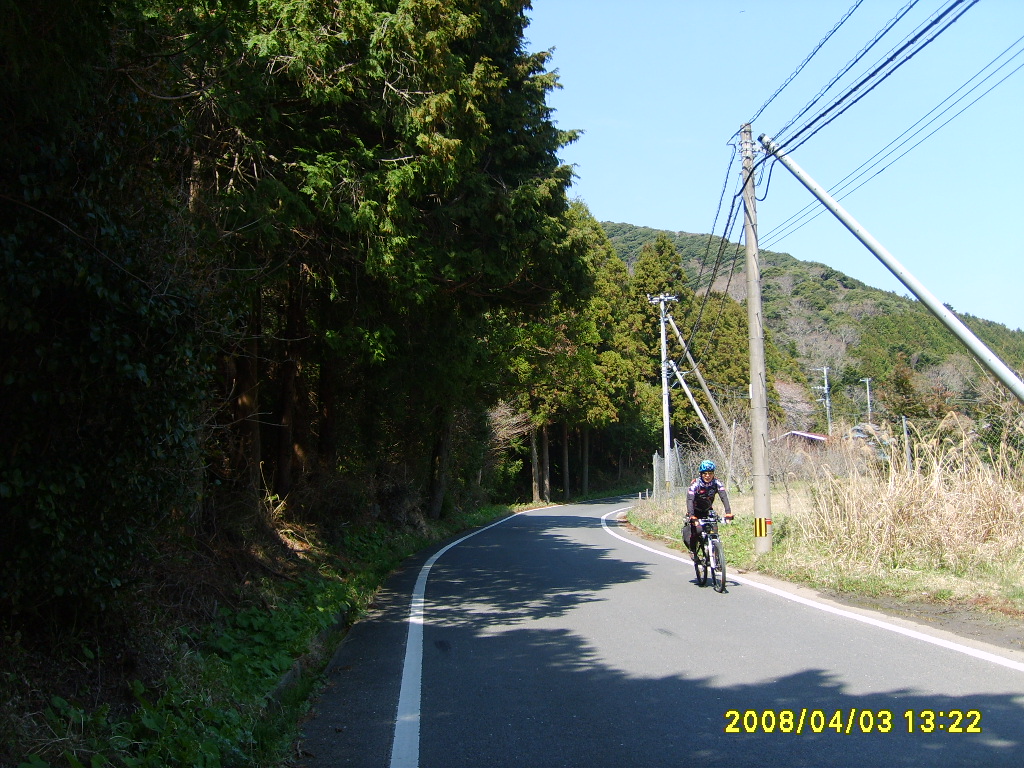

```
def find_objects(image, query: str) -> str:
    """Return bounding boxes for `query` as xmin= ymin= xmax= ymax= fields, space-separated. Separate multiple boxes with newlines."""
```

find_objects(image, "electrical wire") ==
xmin=678 ymin=0 xmax=915 ymax=375
xmin=672 ymin=144 xmax=741 ymax=356
xmin=683 ymin=193 xmax=746 ymax=370
xmin=695 ymin=225 xmax=746 ymax=365
xmin=691 ymin=145 xmax=740 ymax=295
xmin=762 ymin=54 xmax=1024 ymax=249
xmin=778 ymin=0 xmax=980 ymax=154
xmin=759 ymin=33 xmax=1024 ymax=250
xmin=773 ymin=0 xmax=922 ymax=144
xmin=685 ymin=0 xmax=980 ymax=353
xmin=747 ymin=0 xmax=866 ymax=125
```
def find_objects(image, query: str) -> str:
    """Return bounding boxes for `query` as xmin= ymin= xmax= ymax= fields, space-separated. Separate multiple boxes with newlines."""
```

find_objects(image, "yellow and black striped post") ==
xmin=754 ymin=517 xmax=772 ymax=554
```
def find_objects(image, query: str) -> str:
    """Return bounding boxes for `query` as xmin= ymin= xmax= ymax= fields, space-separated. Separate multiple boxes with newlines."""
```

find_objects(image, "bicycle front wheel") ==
xmin=712 ymin=539 xmax=727 ymax=593
xmin=693 ymin=540 xmax=709 ymax=586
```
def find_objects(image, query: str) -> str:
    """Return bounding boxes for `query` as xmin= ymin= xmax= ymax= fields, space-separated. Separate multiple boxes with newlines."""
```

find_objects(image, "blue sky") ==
xmin=525 ymin=0 xmax=1024 ymax=332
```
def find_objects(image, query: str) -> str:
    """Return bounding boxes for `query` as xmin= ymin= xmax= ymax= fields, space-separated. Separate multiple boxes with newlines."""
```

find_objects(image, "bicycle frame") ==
xmin=692 ymin=512 xmax=727 ymax=593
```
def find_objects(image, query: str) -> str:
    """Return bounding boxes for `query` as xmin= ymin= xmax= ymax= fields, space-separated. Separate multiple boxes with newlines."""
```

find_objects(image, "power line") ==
xmin=691 ymin=146 xmax=740 ymax=296
xmin=674 ymin=144 xmax=741 ymax=360
xmin=778 ymin=0 xmax=981 ymax=154
xmin=773 ymin=0 xmax=922 ymax=143
xmin=759 ymin=33 xmax=1024 ymax=250
xmin=747 ymin=0 xmax=866 ymax=125
xmin=683 ymin=174 xmax=746 ymax=366
xmin=763 ymin=55 xmax=1024 ymax=249
xmin=692 ymin=2 xmax=985 ymax=343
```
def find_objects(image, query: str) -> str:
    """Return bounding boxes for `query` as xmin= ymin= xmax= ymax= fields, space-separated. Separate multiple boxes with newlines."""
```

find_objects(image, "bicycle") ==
xmin=692 ymin=512 xmax=727 ymax=593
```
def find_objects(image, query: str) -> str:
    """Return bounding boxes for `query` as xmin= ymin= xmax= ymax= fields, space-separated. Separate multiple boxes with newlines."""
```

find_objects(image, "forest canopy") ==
xmin=1 ymin=1 xmax=757 ymax=619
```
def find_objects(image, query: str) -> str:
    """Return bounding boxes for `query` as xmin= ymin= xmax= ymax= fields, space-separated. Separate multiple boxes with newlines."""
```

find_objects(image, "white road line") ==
xmin=389 ymin=507 xmax=554 ymax=768
xmin=601 ymin=509 xmax=1024 ymax=674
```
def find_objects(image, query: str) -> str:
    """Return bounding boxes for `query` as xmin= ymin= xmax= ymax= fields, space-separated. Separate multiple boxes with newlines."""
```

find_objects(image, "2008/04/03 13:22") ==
xmin=724 ymin=708 xmax=983 ymax=734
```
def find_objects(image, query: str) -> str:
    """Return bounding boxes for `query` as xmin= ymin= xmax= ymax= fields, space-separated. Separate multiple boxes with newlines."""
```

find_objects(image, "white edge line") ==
xmin=389 ymin=506 xmax=558 ymax=768
xmin=600 ymin=508 xmax=1024 ymax=674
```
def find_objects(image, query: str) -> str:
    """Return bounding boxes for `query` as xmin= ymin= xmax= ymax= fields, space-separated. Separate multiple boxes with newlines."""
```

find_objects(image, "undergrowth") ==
xmin=4 ymin=503 xmax=520 ymax=768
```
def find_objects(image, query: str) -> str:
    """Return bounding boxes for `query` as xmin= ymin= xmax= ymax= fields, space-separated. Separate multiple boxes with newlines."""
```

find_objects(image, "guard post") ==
xmin=753 ymin=516 xmax=772 ymax=555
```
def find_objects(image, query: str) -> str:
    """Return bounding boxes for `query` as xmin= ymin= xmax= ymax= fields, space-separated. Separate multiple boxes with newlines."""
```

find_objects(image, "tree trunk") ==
xmin=318 ymin=348 xmax=340 ymax=463
xmin=582 ymin=427 xmax=590 ymax=496
xmin=530 ymin=425 xmax=541 ymax=503
xmin=541 ymin=424 xmax=550 ymax=503
xmin=274 ymin=268 xmax=305 ymax=499
xmin=428 ymin=410 xmax=454 ymax=519
xmin=562 ymin=422 xmax=570 ymax=501
xmin=231 ymin=300 xmax=263 ymax=519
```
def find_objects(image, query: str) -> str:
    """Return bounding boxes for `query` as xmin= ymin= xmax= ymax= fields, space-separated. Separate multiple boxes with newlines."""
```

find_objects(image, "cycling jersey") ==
xmin=686 ymin=477 xmax=731 ymax=518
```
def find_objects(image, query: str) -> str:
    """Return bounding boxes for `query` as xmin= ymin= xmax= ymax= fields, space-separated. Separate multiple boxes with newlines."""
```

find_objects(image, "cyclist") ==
xmin=683 ymin=460 xmax=733 ymax=560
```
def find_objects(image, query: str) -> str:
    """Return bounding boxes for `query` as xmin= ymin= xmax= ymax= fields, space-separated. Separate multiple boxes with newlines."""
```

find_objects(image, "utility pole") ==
xmin=740 ymin=124 xmax=772 ymax=554
xmin=814 ymin=366 xmax=832 ymax=435
xmin=902 ymin=415 xmax=913 ymax=469
xmin=650 ymin=294 xmax=677 ymax=495
xmin=861 ymin=377 xmax=873 ymax=426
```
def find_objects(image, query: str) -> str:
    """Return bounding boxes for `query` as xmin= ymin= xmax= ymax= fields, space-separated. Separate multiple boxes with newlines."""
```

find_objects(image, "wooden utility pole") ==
xmin=740 ymin=124 xmax=773 ymax=553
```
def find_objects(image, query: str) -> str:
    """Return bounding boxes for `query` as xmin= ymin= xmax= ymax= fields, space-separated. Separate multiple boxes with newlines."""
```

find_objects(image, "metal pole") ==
xmin=902 ymin=415 xmax=913 ymax=469
xmin=861 ymin=377 xmax=873 ymax=425
xmin=669 ymin=360 xmax=725 ymax=458
xmin=760 ymin=133 xmax=1024 ymax=407
xmin=815 ymin=366 xmax=832 ymax=435
xmin=661 ymin=299 xmax=671 ymax=495
xmin=741 ymin=124 xmax=773 ymax=553
xmin=666 ymin=314 xmax=731 ymax=436
xmin=650 ymin=294 xmax=677 ymax=495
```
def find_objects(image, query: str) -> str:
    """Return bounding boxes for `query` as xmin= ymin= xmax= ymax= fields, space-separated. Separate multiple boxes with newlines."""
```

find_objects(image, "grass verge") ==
xmin=628 ymin=466 xmax=1024 ymax=620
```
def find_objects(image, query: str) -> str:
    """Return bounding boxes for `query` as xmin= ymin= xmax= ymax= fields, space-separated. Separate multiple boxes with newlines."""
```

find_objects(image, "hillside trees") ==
xmin=501 ymin=227 xmax=774 ymax=499
xmin=606 ymin=222 xmax=1024 ymax=436
xmin=625 ymin=234 xmax=776 ymax=442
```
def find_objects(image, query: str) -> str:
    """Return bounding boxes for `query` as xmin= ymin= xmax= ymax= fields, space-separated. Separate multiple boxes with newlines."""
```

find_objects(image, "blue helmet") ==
xmin=699 ymin=460 xmax=716 ymax=473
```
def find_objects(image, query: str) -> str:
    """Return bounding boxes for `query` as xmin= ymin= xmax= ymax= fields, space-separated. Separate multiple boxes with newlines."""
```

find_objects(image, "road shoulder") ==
xmin=616 ymin=512 xmax=1024 ymax=663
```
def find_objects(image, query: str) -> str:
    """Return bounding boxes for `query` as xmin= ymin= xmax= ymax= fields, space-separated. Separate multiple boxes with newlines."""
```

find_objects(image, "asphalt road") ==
xmin=299 ymin=498 xmax=1024 ymax=767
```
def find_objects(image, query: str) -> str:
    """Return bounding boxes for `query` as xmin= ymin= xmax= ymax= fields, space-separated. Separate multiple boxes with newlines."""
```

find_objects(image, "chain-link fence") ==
xmin=652 ymin=440 xmax=743 ymax=501
xmin=652 ymin=443 xmax=703 ymax=501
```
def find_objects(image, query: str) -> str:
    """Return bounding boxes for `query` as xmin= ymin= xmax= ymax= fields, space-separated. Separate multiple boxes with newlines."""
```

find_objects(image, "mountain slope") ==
xmin=602 ymin=221 xmax=1024 ymax=429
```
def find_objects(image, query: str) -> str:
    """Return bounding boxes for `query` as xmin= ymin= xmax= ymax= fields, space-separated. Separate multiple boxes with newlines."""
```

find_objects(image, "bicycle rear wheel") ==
xmin=693 ymin=540 xmax=709 ymax=586
xmin=712 ymin=539 xmax=727 ymax=593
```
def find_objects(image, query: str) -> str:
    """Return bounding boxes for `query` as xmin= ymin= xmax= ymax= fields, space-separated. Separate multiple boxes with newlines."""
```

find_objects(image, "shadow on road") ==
xmin=302 ymin=506 xmax=1024 ymax=768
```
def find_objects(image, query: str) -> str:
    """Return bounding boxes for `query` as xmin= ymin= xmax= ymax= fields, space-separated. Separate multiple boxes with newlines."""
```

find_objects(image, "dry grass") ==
xmin=632 ymin=414 xmax=1024 ymax=610
xmin=787 ymin=416 xmax=1024 ymax=604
